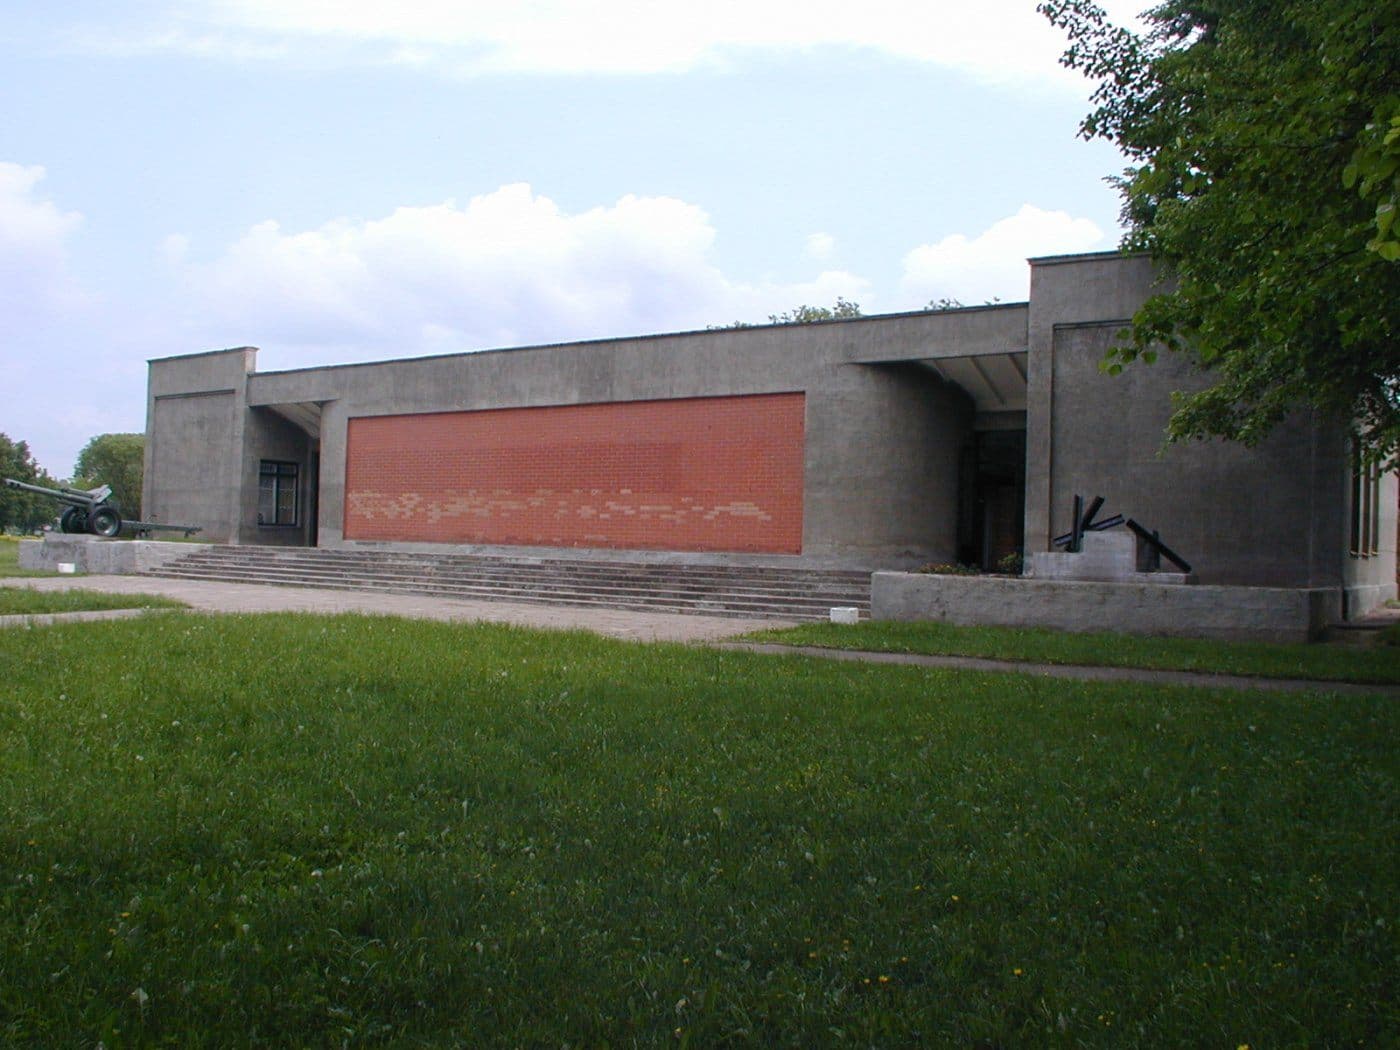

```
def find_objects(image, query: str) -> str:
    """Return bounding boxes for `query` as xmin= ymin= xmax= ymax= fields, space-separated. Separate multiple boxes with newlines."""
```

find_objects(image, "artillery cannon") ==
xmin=3 ymin=477 xmax=201 ymax=538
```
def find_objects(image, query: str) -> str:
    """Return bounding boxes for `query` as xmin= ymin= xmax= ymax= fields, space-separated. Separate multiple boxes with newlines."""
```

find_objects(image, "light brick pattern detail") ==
xmin=344 ymin=393 xmax=805 ymax=553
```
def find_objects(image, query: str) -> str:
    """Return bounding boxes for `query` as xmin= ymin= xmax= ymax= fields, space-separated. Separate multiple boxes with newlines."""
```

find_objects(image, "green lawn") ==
xmin=0 ymin=588 xmax=186 ymax=616
xmin=1 ymin=613 xmax=1394 ymax=1046
xmin=744 ymin=619 xmax=1400 ymax=685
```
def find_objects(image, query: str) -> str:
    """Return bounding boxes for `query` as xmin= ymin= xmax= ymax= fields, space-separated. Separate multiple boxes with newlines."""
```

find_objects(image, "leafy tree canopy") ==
xmin=0 ymin=433 xmax=59 ymax=533
xmin=712 ymin=298 xmax=865 ymax=330
xmin=1040 ymin=0 xmax=1400 ymax=461
xmin=767 ymin=297 xmax=863 ymax=324
xmin=74 ymin=433 xmax=145 ymax=518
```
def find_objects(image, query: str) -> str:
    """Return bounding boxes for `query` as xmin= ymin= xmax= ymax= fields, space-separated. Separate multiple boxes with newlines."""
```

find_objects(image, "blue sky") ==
xmin=1 ymin=1 xmax=1143 ymax=476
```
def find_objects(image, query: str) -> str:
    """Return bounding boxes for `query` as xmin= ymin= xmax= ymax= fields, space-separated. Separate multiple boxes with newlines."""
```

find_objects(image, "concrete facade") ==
xmin=142 ymin=251 xmax=1396 ymax=624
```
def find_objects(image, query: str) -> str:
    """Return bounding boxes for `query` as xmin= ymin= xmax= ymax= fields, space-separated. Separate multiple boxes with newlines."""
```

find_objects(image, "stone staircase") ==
xmin=145 ymin=545 xmax=872 ymax=621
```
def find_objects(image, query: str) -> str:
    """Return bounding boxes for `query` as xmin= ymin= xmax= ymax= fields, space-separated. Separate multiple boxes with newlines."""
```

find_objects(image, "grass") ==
xmin=1 ymin=613 xmax=1394 ymax=1046
xmin=744 ymin=619 xmax=1400 ymax=685
xmin=0 ymin=588 xmax=187 ymax=616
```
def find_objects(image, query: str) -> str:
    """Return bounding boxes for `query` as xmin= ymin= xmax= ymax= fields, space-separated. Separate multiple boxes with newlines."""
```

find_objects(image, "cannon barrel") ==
xmin=3 ymin=477 xmax=113 ymax=508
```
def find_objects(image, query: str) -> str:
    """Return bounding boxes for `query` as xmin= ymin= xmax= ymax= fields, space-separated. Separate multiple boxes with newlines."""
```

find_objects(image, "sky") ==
xmin=1 ymin=0 xmax=1146 ymax=477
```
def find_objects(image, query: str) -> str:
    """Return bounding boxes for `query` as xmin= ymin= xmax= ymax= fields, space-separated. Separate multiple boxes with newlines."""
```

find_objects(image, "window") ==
xmin=1349 ymin=441 xmax=1379 ymax=557
xmin=259 ymin=461 xmax=298 ymax=527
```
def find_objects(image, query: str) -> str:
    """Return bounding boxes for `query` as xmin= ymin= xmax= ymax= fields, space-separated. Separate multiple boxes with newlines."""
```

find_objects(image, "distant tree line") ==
xmin=0 ymin=434 xmax=59 ymax=533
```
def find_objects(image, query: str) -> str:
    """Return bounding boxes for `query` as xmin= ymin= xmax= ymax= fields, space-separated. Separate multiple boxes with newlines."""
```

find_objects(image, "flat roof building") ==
xmin=143 ymin=251 xmax=1395 ymax=623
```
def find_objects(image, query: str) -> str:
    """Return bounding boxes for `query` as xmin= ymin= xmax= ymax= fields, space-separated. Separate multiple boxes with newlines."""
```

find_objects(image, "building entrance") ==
xmin=958 ymin=429 xmax=1026 ymax=570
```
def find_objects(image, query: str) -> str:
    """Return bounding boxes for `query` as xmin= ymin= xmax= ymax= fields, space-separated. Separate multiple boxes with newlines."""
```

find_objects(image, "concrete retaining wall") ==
xmin=872 ymin=570 xmax=1341 ymax=644
xmin=18 ymin=536 xmax=209 ymax=575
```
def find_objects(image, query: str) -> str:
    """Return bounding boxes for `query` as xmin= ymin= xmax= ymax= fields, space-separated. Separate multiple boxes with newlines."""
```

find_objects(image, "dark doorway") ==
xmin=958 ymin=429 xmax=1026 ymax=570
xmin=306 ymin=446 xmax=320 ymax=547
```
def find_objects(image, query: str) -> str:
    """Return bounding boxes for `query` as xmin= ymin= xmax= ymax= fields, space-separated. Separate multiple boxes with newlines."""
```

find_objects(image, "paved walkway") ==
xmin=0 ymin=574 xmax=793 ymax=643
xmin=4 ymin=575 xmax=1394 ymax=695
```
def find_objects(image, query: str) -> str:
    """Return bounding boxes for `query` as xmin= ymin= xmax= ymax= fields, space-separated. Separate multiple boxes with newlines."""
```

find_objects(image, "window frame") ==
xmin=1349 ymin=440 xmax=1379 ymax=558
xmin=258 ymin=460 xmax=300 ymax=528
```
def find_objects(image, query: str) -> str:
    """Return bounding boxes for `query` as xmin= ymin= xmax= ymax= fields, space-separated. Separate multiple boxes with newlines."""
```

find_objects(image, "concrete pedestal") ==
xmin=1029 ymin=529 xmax=1193 ymax=585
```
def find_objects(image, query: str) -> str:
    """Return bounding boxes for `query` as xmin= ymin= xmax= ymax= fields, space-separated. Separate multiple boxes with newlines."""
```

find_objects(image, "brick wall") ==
xmin=343 ymin=393 xmax=806 ymax=553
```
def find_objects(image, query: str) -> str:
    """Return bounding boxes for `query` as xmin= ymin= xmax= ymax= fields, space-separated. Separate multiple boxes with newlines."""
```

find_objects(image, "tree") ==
xmin=1039 ymin=0 xmax=1400 ymax=461
xmin=711 ymin=298 xmax=863 ymax=330
xmin=0 ymin=433 xmax=59 ymax=533
xmin=767 ymin=297 xmax=863 ymax=324
xmin=74 ymin=433 xmax=145 ymax=518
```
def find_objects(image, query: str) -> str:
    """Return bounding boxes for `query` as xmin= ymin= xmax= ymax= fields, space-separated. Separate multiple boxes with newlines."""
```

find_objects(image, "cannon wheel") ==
xmin=60 ymin=508 xmax=88 ymax=534
xmin=89 ymin=506 xmax=123 ymax=538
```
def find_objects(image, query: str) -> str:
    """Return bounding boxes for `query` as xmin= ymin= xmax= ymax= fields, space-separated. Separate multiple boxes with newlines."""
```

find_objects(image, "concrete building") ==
xmin=143 ymin=251 xmax=1395 ymax=621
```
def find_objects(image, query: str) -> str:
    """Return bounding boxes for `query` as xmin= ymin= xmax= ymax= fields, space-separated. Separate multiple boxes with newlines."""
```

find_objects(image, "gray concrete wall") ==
xmin=144 ymin=348 xmax=256 ymax=543
xmin=19 ymin=535 xmax=210 ymax=574
xmin=1044 ymin=321 xmax=1345 ymax=587
xmin=804 ymin=362 xmax=972 ymax=564
xmin=873 ymin=570 xmax=1340 ymax=644
xmin=1023 ymin=253 xmax=1357 ymax=591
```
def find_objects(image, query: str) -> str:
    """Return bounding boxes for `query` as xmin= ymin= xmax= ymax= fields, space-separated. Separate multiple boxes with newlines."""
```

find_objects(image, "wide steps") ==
xmin=147 ymin=546 xmax=871 ymax=621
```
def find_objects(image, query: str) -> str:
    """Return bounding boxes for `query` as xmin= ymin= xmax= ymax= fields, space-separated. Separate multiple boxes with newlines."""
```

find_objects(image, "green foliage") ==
xmin=74 ymin=432 xmax=145 ymax=518
xmin=0 ymin=613 xmax=1393 ymax=1043
xmin=745 ymin=618 xmax=1400 ymax=685
xmin=916 ymin=561 xmax=982 ymax=575
xmin=0 ymin=433 xmax=58 ymax=533
xmin=1040 ymin=0 xmax=1400 ymax=461
xmin=994 ymin=550 xmax=1024 ymax=575
xmin=768 ymin=297 xmax=862 ymax=324
xmin=1344 ymin=100 xmax=1400 ymax=260
xmin=710 ymin=298 xmax=863 ymax=329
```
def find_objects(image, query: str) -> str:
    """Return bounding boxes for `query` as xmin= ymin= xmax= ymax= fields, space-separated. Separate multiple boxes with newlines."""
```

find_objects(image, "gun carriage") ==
xmin=2 ymin=478 xmax=201 ymax=538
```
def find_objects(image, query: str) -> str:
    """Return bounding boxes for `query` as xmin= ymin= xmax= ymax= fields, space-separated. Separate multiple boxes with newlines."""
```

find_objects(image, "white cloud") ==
xmin=805 ymin=232 xmax=835 ymax=262
xmin=169 ymin=183 xmax=871 ymax=363
xmin=0 ymin=162 xmax=83 ymax=296
xmin=899 ymin=204 xmax=1106 ymax=306
xmin=0 ymin=163 xmax=141 ymax=476
xmin=0 ymin=163 xmax=91 ymax=353
xmin=88 ymin=0 xmax=1151 ymax=86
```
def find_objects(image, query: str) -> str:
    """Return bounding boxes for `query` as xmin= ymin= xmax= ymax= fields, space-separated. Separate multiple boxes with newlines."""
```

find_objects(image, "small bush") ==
xmin=995 ymin=551 xmax=1023 ymax=575
xmin=915 ymin=561 xmax=981 ymax=576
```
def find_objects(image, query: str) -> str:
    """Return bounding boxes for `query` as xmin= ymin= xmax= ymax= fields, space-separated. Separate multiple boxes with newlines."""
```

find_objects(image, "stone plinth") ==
xmin=1029 ymin=529 xmax=1193 ymax=585
xmin=18 ymin=535 xmax=210 ymax=575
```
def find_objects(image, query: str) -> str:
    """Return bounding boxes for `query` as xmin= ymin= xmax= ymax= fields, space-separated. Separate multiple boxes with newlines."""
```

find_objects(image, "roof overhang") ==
xmin=261 ymin=401 xmax=323 ymax=438
xmin=919 ymin=352 xmax=1028 ymax=413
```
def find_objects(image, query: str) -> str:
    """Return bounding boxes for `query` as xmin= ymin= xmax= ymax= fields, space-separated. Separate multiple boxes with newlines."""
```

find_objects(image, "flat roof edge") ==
xmin=148 ymin=346 xmax=257 ymax=364
xmin=1029 ymin=249 xmax=1148 ymax=266
xmin=245 ymin=303 xmax=1033 ymax=380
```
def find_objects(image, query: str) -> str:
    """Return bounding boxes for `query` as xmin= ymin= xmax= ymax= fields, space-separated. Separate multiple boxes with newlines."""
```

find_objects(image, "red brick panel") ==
xmin=343 ymin=393 xmax=805 ymax=553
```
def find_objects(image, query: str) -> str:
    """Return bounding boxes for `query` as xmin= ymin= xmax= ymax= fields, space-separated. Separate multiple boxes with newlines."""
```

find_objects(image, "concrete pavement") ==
xmin=0 ymin=574 xmax=793 ymax=643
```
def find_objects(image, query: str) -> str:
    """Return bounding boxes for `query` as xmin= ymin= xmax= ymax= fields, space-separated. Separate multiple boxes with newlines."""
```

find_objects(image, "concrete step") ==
xmin=147 ymin=545 xmax=872 ymax=621
xmin=158 ymin=568 xmax=868 ymax=616
xmin=161 ymin=551 xmax=862 ymax=593
xmin=161 ymin=558 xmax=866 ymax=595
